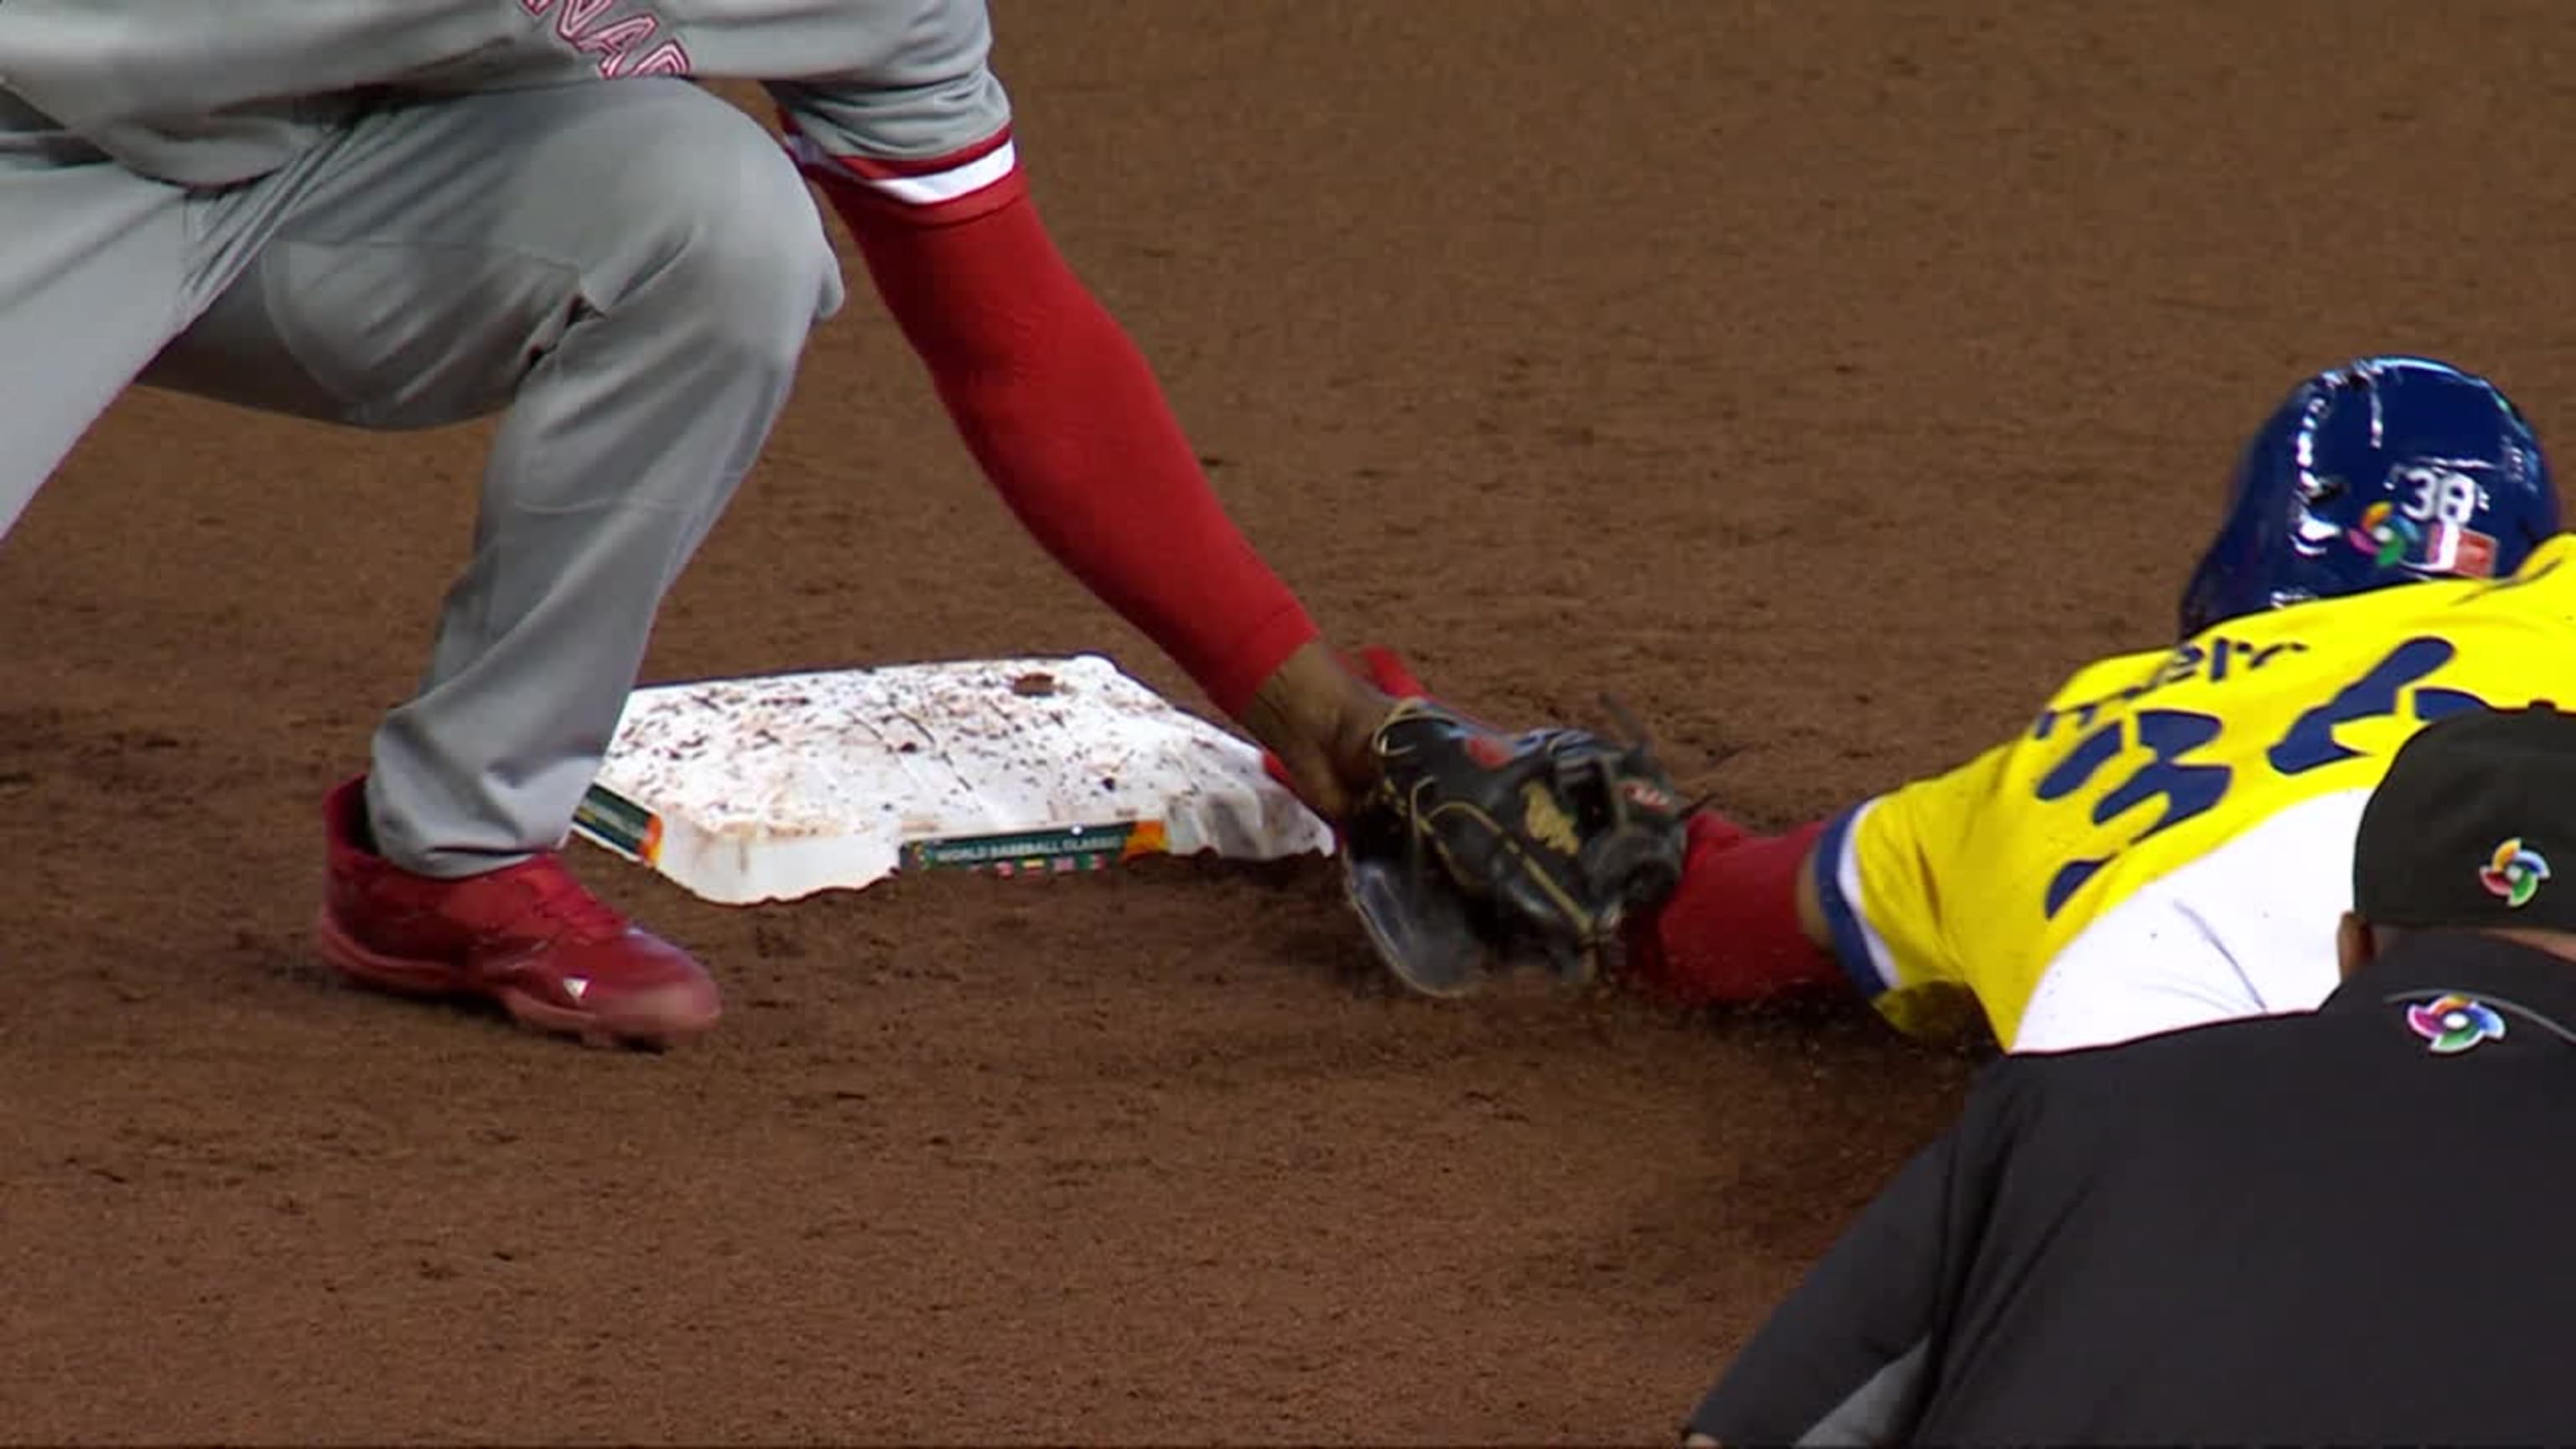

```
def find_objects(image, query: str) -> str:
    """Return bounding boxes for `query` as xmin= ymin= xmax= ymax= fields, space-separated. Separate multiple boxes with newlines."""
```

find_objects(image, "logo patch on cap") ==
xmin=2407 ymin=994 xmax=2506 ymax=1054
xmin=2347 ymin=501 xmax=2419 ymax=568
xmin=2479 ymin=837 xmax=2551 ymax=907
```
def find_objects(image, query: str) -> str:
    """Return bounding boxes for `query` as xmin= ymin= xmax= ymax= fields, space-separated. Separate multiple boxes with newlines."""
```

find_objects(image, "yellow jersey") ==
xmin=1819 ymin=533 xmax=2576 ymax=1052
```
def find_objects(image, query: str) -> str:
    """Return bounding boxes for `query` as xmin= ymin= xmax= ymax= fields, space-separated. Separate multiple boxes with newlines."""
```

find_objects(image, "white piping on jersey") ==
xmin=874 ymin=141 xmax=1016 ymax=203
xmin=784 ymin=132 xmax=1017 ymax=206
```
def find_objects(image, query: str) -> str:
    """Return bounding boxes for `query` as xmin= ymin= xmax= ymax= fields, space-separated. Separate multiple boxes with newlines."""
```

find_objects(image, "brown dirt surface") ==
xmin=6 ymin=1 xmax=2572 ymax=1442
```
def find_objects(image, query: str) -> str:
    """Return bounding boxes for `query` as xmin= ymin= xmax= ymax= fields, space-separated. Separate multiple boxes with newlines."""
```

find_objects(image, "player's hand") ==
xmin=1239 ymin=641 xmax=1408 ymax=822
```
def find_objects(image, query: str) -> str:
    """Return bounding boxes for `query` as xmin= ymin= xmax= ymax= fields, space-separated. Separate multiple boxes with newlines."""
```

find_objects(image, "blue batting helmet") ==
xmin=2178 ymin=356 xmax=2560 ymax=639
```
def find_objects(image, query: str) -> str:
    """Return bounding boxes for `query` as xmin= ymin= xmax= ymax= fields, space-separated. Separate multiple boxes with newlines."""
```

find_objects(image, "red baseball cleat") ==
xmin=309 ymin=776 xmax=720 ymax=1049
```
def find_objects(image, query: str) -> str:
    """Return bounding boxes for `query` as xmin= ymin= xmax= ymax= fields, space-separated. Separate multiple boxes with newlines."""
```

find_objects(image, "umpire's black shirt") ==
xmin=1689 ymin=931 xmax=2576 ymax=1445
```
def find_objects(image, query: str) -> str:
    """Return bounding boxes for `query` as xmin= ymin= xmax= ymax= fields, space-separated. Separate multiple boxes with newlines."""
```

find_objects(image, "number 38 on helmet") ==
xmin=2179 ymin=355 xmax=2563 ymax=639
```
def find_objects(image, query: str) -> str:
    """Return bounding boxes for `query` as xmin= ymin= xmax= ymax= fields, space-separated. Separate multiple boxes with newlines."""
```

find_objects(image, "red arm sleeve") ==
xmin=809 ymin=137 xmax=1321 ymax=718
xmin=1624 ymin=813 xmax=1843 ymax=1006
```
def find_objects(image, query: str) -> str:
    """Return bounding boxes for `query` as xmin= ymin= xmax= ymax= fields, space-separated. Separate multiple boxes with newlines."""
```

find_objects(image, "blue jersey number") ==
xmin=2032 ymin=635 xmax=2481 ymax=918
xmin=2265 ymin=636 xmax=2462 ymax=775
xmin=2033 ymin=710 xmax=2228 ymax=917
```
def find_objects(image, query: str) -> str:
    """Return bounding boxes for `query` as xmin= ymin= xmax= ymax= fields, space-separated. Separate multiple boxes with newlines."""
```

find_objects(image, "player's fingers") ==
xmin=1348 ymin=643 xmax=1428 ymax=697
xmin=1270 ymin=741 xmax=1351 ymax=822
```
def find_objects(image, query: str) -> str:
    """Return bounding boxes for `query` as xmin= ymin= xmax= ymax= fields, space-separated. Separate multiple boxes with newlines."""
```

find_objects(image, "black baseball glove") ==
xmin=1342 ymin=695 xmax=1695 ymax=997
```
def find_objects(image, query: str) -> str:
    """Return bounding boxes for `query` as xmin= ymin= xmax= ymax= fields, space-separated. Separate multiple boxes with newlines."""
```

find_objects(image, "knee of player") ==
xmin=624 ymin=118 xmax=844 ymax=356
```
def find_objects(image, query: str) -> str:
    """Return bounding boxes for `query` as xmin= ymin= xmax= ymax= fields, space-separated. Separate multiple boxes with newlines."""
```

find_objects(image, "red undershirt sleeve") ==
xmin=1624 ymin=813 xmax=1843 ymax=1005
xmin=797 ymin=126 xmax=1322 ymax=719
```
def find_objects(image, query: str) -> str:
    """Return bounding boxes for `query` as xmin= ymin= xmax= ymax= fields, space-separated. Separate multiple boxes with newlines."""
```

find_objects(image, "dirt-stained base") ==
xmin=4 ymin=2 xmax=2568 ymax=1441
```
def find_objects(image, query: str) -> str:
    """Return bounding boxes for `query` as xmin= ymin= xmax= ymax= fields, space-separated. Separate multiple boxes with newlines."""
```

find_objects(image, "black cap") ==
xmin=2355 ymin=703 xmax=2576 ymax=931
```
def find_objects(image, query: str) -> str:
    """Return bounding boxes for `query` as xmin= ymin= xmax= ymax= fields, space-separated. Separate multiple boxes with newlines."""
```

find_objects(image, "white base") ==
xmin=570 ymin=654 xmax=1337 ymax=905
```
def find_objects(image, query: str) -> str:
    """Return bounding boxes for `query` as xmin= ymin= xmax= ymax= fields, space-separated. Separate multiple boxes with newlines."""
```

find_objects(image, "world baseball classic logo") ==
xmin=2347 ymin=501 xmax=2421 ymax=568
xmin=2406 ymin=994 xmax=2506 ymax=1055
xmin=2479 ymin=837 xmax=2551 ymax=908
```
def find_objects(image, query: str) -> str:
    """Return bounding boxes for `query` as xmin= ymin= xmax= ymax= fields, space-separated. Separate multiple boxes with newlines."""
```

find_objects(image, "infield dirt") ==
xmin=4 ymin=2 xmax=2568 ymax=1441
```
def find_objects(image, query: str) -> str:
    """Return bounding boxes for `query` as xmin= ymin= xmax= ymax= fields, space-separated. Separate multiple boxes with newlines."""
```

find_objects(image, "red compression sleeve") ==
xmin=1623 ymin=813 xmax=1843 ymax=1007
xmin=815 ymin=149 xmax=1319 ymax=719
